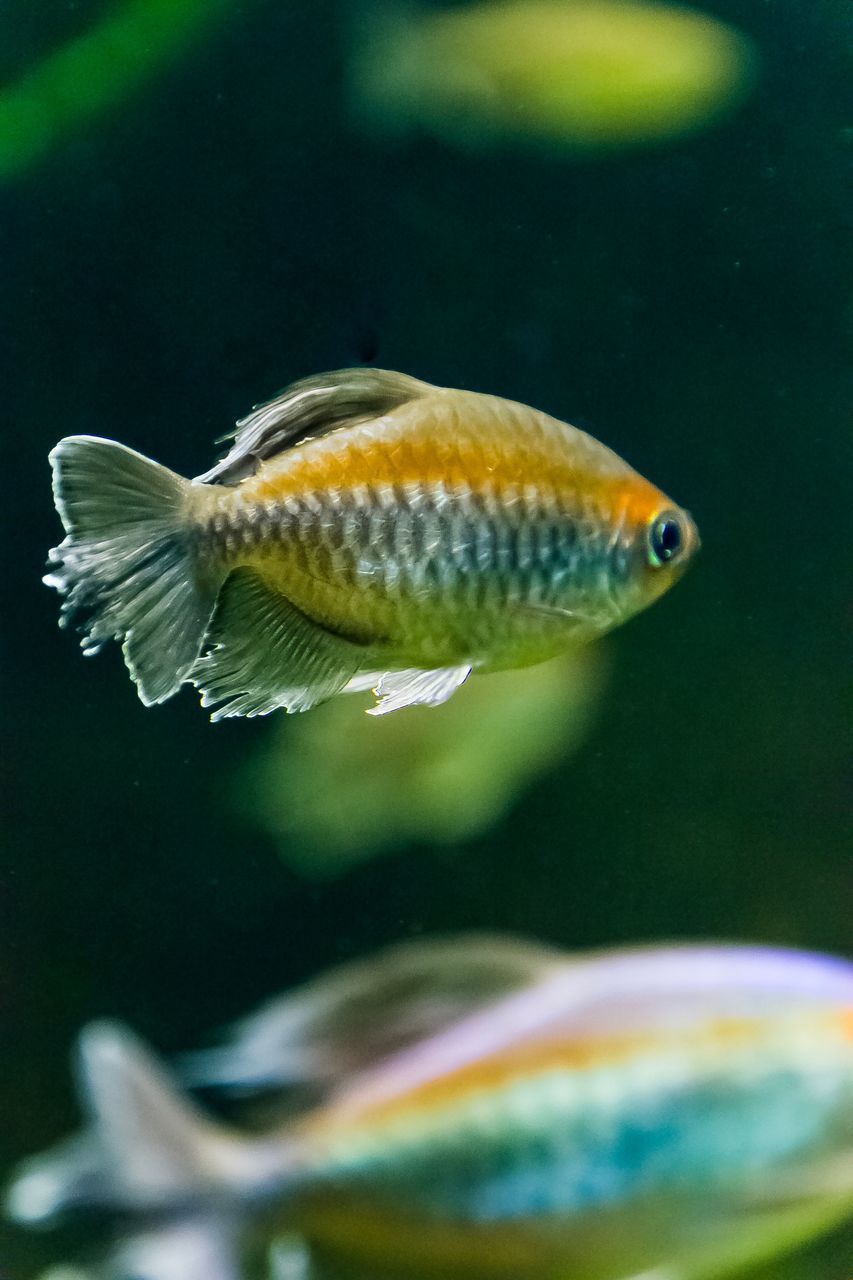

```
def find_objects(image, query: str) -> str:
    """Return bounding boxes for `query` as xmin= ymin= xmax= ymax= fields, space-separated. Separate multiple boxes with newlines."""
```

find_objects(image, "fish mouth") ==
xmin=683 ymin=510 xmax=701 ymax=558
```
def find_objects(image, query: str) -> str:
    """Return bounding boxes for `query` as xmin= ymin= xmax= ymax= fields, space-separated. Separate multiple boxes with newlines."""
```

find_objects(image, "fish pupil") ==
xmin=649 ymin=515 xmax=683 ymax=566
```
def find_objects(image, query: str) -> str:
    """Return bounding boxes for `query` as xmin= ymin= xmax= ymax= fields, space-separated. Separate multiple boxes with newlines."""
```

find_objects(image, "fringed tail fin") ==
xmin=45 ymin=436 xmax=219 ymax=705
xmin=5 ymin=1022 xmax=292 ymax=1226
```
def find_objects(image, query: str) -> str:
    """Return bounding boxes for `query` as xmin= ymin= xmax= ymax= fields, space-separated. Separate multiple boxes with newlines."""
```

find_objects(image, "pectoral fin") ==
xmin=520 ymin=601 xmax=611 ymax=634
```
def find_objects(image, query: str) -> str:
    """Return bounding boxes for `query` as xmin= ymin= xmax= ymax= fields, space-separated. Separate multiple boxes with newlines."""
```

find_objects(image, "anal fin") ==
xmin=367 ymin=664 xmax=472 ymax=716
xmin=191 ymin=569 xmax=367 ymax=720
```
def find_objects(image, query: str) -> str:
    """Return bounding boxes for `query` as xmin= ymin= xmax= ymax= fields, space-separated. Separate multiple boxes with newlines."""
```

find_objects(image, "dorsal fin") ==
xmin=196 ymin=368 xmax=432 ymax=485
xmin=179 ymin=934 xmax=562 ymax=1099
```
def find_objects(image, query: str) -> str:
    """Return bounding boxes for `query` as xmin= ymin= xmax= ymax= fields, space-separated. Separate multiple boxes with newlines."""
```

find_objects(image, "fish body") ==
xmin=8 ymin=939 xmax=853 ymax=1280
xmin=289 ymin=1004 xmax=853 ymax=1278
xmin=196 ymin=388 xmax=682 ymax=668
xmin=46 ymin=370 xmax=697 ymax=717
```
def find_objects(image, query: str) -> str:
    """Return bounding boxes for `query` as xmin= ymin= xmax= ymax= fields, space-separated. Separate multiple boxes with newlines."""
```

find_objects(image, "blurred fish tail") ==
xmin=45 ymin=436 xmax=220 ymax=705
xmin=5 ymin=1022 xmax=292 ymax=1227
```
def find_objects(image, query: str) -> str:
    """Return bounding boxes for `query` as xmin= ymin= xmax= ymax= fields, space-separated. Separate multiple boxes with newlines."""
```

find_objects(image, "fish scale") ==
xmin=224 ymin=478 xmax=564 ymax=625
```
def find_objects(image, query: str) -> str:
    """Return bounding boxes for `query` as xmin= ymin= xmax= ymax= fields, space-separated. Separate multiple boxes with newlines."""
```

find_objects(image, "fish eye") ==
xmin=647 ymin=511 xmax=685 ymax=567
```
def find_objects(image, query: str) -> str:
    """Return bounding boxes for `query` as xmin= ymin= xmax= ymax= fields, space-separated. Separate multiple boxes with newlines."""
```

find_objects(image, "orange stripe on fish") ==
xmin=242 ymin=394 xmax=662 ymax=523
xmin=303 ymin=1009 xmax=852 ymax=1138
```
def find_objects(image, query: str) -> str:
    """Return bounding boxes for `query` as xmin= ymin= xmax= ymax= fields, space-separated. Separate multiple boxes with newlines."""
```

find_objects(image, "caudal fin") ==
xmin=5 ymin=1022 xmax=286 ymax=1226
xmin=45 ymin=436 xmax=218 ymax=705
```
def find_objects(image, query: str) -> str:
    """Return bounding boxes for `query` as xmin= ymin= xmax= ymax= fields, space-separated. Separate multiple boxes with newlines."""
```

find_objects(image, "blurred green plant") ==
xmin=238 ymin=650 xmax=607 ymax=876
xmin=0 ymin=0 xmax=231 ymax=180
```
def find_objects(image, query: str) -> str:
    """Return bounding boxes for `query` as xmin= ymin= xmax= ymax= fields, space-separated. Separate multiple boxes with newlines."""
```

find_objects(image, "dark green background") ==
xmin=1 ymin=0 xmax=850 ymax=1275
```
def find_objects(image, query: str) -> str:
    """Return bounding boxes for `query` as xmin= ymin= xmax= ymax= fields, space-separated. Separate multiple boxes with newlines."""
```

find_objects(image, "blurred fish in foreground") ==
xmin=350 ymin=0 xmax=757 ymax=150
xmin=242 ymin=649 xmax=605 ymax=875
xmin=9 ymin=935 xmax=853 ymax=1280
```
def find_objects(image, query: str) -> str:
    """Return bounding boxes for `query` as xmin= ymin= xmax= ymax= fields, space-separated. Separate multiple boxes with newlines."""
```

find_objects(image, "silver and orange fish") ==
xmin=45 ymin=369 xmax=698 ymax=717
xmin=7 ymin=936 xmax=853 ymax=1280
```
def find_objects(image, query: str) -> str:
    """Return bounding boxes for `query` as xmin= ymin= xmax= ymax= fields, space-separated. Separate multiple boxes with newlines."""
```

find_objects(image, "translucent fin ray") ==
xmin=367 ymin=664 xmax=473 ymax=715
xmin=196 ymin=367 xmax=431 ymax=484
xmin=191 ymin=568 xmax=368 ymax=719
xmin=45 ymin=436 xmax=217 ymax=704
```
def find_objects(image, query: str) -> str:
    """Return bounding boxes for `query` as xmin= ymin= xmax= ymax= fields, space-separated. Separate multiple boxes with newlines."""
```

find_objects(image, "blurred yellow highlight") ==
xmin=350 ymin=0 xmax=757 ymax=149
xmin=241 ymin=650 xmax=605 ymax=876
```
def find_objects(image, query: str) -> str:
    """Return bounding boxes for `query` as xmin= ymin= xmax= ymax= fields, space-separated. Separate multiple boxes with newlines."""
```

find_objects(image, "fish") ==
xmin=45 ymin=368 xmax=698 ymax=718
xmin=7 ymin=936 xmax=853 ymax=1280
xmin=349 ymin=0 xmax=756 ymax=151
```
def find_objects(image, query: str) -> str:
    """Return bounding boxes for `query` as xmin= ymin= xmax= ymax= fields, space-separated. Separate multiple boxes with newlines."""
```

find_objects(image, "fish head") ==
xmin=604 ymin=487 xmax=700 ymax=627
